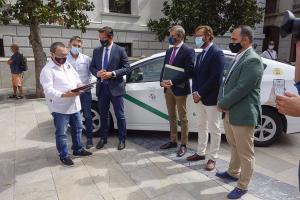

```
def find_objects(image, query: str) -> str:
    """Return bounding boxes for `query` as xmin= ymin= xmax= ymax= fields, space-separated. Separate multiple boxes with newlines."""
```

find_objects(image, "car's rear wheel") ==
xmin=81 ymin=101 xmax=114 ymax=137
xmin=254 ymin=107 xmax=284 ymax=147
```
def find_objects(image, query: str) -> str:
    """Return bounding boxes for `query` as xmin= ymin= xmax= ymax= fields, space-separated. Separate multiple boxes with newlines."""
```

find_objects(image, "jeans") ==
xmin=80 ymin=91 xmax=93 ymax=139
xmin=98 ymin=84 xmax=126 ymax=142
xmin=52 ymin=112 xmax=83 ymax=158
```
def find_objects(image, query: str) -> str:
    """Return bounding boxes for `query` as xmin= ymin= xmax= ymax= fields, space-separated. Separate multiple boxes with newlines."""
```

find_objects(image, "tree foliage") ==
xmin=0 ymin=0 xmax=94 ymax=32
xmin=0 ymin=0 xmax=94 ymax=97
xmin=147 ymin=0 xmax=263 ymax=41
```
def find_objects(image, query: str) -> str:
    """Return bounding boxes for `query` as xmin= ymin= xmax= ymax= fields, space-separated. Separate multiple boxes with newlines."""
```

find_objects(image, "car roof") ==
xmin=130 ymin=48 xmax=295 ymax=70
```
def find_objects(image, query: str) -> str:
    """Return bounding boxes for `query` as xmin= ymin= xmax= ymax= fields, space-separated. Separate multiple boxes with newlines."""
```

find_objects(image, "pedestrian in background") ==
xmin=159 ymin=25 xmax=195 ymax=157
xmin=188 ymin=25 xmax=225 ymax=171
xmin=67 ymin=36 xmax=94 ymax=149
xmin=261 ymin=40 xmax=277 ymax=60
xmin=7 ymin=44 xmax=24 ymax=99
xmin=40 ymin=42 xmax=92 ymax=166
xmin=217 ymin=26 xmax=264 ymax=199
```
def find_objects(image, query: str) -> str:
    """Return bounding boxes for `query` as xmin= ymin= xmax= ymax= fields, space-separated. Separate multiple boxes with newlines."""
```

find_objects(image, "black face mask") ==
xmin=229 ymin=42 xmax=243 ymax=53
xmin=100 ymin=40 xmax=109 ymax=47
xmin=53 ymin=57 xmax=67 ymax=65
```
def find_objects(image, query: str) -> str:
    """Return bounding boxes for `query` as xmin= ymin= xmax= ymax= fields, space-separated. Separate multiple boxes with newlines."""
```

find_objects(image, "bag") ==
xmin=20 ymin=54 xmax=28 ymax=71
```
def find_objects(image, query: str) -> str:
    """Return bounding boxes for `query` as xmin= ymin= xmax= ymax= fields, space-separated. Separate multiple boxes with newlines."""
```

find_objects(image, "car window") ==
xmin=127 ymin=57 xmax=164 ymax=83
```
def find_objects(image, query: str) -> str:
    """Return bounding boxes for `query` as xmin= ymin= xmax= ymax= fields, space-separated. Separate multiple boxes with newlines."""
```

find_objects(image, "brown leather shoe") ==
xmin=160 ymin=142 xmax=178 ymax=149
xmin=177 ymin=145 xmax=187 ymax=157
xmin=186 ymin=153 xmax=205 ymax=161
xmin=206 ymin=159 xmax=216 ymax=171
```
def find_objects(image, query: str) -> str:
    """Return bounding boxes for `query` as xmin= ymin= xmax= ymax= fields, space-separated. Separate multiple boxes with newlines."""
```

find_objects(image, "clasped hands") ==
xmin=97 ymin=69 xmax=113 ymax=80
xmin=160 ymin=80 xmax=173 ymax=89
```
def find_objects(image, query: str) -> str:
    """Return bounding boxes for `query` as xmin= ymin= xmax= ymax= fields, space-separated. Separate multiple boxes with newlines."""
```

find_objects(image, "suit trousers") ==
xmin=223 ymin=112 xmax=255 ymax=190
xmin=196 ymin=101 xmax=221 ymax=160
xmin=164 ymin=88 xmax=189 ymax=145
xmin=98 ymin=83 xmax=126 ymax=142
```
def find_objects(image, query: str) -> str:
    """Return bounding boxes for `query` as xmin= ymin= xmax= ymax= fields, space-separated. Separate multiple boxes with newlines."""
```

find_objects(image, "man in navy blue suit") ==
xmin=159 ymin=25 xmax=195 ymax=157
xmin=90 ymin=26 xmax=130 ymax=150
xmin=187 ymin=26 xmax=225 ymax=171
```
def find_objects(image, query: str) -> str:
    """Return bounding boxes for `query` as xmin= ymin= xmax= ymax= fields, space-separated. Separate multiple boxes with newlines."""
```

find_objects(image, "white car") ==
xmin=84 ymin=49 xmax=300 ymax=147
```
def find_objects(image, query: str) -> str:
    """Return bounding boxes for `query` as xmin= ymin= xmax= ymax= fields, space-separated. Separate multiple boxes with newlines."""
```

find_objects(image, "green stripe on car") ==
xmin=124 ymin=94 xmax=170 ymax=121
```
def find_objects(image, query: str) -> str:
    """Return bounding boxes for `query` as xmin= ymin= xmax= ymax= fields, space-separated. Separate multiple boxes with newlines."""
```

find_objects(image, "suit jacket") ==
xmin=218 ymin=48 xmax=264 ymax=126
xmin=90 ymin=43 xmax=130 ymax=96
xmin=192 ymin=44 xmax=225 ymax=106
xmin=160 ymin=43 xmax=195 ymax=96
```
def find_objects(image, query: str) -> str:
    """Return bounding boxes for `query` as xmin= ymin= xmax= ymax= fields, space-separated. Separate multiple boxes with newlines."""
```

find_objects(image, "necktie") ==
xmin=197 ymin=50 xmax=206 ymax=66
xmin=200 ymin=50 xmax=206 ymax=62
xmin=103 ymin=48 xmax=109 ymax=70
xmin=169 ymin=47 xmax=178 ymax=64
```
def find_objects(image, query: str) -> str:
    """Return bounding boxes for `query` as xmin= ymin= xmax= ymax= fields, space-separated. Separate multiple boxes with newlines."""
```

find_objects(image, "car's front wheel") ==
xmin=254 ymin=107 xmax=284 ymax=147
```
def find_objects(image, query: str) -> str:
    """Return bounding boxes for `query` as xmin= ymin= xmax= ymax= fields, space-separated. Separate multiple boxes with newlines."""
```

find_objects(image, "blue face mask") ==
xmin=168 ymin=36 xmax=176 ymax=45
xmin=70 ymin=47 xmax=81 ymax=55
xmin=195 ymin=37 xmax=205 ymax=48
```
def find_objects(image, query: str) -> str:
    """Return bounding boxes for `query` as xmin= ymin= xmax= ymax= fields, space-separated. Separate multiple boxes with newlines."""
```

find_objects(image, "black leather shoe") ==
xmin=118 ymin=141 xmax=126 ymax=150
xmin=96 ymin=139 xmax=107 ymax=149
xmin=160 ymin=142 xmax=178 ymax=149
xmin=60 ymin=156 xmax=74 ymax=166
xmin=73 ymin=148 xmax=92 ymax=157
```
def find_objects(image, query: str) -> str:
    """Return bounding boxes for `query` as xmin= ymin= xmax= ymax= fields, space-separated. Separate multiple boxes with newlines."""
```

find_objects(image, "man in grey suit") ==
xmin=90 ymin=26 xmax=130 ymax=150
xmin=216 ymin=26 xmax=264 ymax=199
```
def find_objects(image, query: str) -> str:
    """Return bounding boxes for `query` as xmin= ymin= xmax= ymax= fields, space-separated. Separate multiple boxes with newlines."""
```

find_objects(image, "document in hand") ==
xmin=163 ymin=64 xmax=185 ymax=88
xmin=71 ymin=81 xmax=97 ymax=92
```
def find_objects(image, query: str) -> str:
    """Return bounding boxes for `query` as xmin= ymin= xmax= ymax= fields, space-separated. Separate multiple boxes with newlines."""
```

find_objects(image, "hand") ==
xmin=62 ymin=91 xmax=80 ymax=97
xmin=163 ymin=80 xmax=172 ymax=89
xmin=7 ymin=59 xmax=13 ymax=65
xmin=101 ymin=71 xmax=113 ymax=80
xmin=192 ymin=93 xmax=201 ymax=103
xmin=96 ymin=69 xmax=105 ymax=78
xmin=276 ymin=92 xmax=300 ymax=117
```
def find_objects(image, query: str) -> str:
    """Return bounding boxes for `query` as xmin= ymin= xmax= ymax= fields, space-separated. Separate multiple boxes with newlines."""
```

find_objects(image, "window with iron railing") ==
xmin=265 ymin=0 xmax=278 ymax=14
xmin=109 ymin=0 xmax=131 ymax=14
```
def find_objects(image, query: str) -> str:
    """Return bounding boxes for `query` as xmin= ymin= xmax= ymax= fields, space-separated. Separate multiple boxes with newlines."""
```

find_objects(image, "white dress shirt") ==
xmin=40 ymin=59 xmax=82 ymax=114
xmin=67 ymin=52 xmax=92 ymax=85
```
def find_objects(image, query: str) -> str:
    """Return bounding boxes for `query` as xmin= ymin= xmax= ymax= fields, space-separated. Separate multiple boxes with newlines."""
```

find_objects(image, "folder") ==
xmin=163 ymin=64 xmax=185 ymax=88
xmin=71 ymin=81 xmax=97 ymax=92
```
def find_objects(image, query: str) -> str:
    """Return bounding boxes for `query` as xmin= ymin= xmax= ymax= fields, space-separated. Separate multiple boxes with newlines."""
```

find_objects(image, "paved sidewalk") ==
xmin=0 ymin=99 xmax=264 ymax=200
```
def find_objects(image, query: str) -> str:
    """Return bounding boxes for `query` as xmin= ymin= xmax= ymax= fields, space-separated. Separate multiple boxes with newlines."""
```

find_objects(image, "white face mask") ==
xmin=268 ymin=45 xmax=274 ymax=50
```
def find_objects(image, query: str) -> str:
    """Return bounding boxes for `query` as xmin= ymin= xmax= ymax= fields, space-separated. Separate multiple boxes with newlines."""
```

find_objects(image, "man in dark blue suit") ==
xmin=159 ymin=25 xmax=195 ymax=157
xmin=90 ymin=26 xmax=130 ymax=150
xmin=187 ymin=26 xmax=225 ymax=171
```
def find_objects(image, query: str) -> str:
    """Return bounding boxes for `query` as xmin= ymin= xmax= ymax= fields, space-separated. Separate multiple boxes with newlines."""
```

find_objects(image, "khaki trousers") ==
xmin=164 ymin=88 xmax=189 ymax=145
xmin=223 ymin=112 xmax=255 ymax=190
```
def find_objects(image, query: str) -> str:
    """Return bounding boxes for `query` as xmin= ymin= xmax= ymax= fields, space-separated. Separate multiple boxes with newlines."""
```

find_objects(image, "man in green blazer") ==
xmin=216 ymin=26 xmax=264 ymax=199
